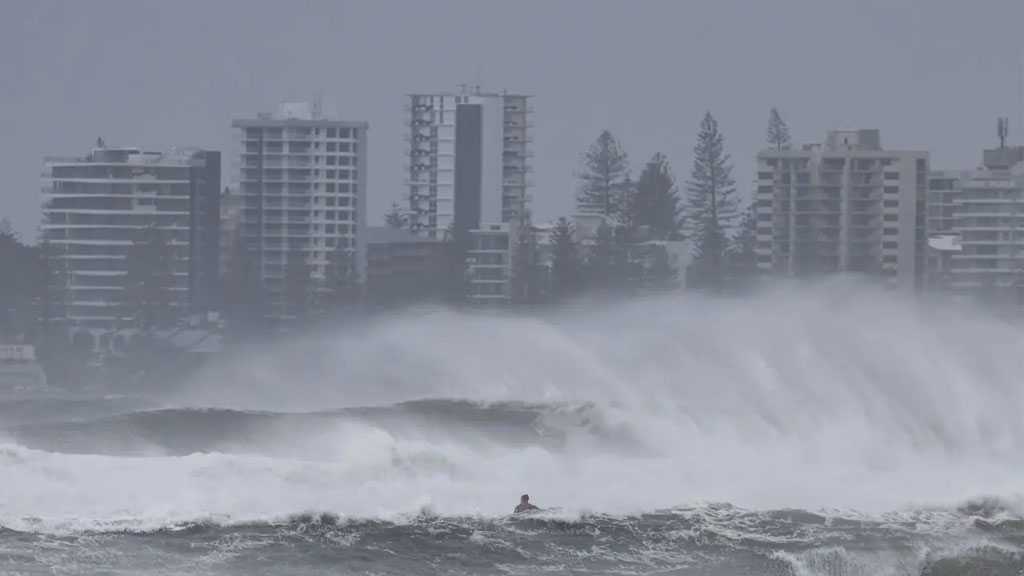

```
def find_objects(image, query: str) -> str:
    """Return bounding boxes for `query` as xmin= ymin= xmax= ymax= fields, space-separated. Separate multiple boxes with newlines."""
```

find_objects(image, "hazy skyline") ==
xmin=3 ymin=0 xmax=1024 ymax=240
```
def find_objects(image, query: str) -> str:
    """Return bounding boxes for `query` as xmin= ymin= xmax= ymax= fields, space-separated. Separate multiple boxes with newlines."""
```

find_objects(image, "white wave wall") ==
xmin=3 ymin=278 xmax=1024 ymax=531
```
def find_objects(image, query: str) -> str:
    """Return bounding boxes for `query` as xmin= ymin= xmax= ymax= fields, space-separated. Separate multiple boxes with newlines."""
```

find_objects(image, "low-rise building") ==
xmin=364 ymin=226 xmax=446 ymax=305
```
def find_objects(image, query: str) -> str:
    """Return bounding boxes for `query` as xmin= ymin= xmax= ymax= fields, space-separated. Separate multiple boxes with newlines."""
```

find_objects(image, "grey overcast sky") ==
xmin=2 ymin=0 xmax=1024 ymax=240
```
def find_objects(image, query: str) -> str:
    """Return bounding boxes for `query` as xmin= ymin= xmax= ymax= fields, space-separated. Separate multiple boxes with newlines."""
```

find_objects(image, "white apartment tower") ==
xmin=405 ymin=88 xmax=531 ymax=303
xmin=927 ymin=146 xmax=1024 ymax=308
xmin=755 ymin=130 xmax=928 ymax=290
xmin=233 ymin=103 xmax=368 ymax=318
xmin=41 ymin=143 xmax=220 ymax=331
xmin=406 ymin=88 xmax=531 ymax=238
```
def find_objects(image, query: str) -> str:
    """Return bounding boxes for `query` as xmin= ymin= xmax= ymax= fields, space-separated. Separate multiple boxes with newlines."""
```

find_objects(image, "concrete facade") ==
xmin=232 ymin=102 xmax=369 ymax=319
xmin=755 ymin=130 xmax=928 ymax=290
xmin=41 ymin=144 xmax=220 ymax=329
xmin=405 ymin=88 xmax=531 ymax=239
xmin=927 ymin=146 xmax=1024 ymax=308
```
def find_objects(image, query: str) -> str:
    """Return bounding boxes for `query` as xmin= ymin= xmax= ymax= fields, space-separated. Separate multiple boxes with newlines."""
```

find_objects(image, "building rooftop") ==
xmin=365 ymin=226 xmax=439 ymax=245
xmin=233 ymin=101 xmax=368 ymax=129
xmin=408 ymin=87 xmax=530 ymax=99
xmin=45 ymin=144 xmax=211 ymax=166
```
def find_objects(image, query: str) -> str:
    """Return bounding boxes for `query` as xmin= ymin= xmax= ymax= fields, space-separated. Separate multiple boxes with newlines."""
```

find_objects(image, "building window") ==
xmin=883 ymin=241 xmax=897 ymax=249
xmin=883 ymin=228 xmax=898 ymax=236
xmin=884 ymin=186 xmax=899 ymax=195
xmin=883 ymin=255 xmax=898 ymax=263
xmin=884 ymin=172 xmax=900 ymax=180
xmin=327 ymin=156 xmax=336 ymax=166
xmin=327 ymin=170 xmax=336 ymax=179
xmin=883 ymin=200 xmax=898 ymax=208
xmin=327 ymin=197 xmax=336 ymax=207
xmin=326 ymin=183 xmax=335 ymax=193
xmin=883 ymin=214 xmax=898 ymax=222
xmin=327 ymin=224 xmax=336 ymax=234
xmin=327 ymin=128 xmax=337 ymax=138
xmin=327 ymin=142 xmax=337 ymax=152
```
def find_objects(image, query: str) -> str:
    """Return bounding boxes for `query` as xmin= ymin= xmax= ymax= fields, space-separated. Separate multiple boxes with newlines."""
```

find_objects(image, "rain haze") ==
xmin=5 ymin=1 xmax=1024 ymax=575
xmin=3 ymin=0 xmax=1024 ymax=237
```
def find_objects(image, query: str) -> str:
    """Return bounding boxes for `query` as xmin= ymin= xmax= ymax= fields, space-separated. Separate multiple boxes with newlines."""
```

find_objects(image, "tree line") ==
xmin=2 ymin=108 xmax=793 ymax=342
xmin=513 ymin=107 xmax=792 ymax=300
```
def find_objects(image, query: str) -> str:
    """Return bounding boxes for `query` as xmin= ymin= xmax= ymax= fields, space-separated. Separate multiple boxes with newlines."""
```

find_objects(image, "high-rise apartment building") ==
xmin=405 ymin=88 xmax=531 ymax=238
xmin=755 ymin=130 xmax=928 ymax=290
xmin=232 ymin=103 xmax=369 ymax=318
xmin=927 ymin=146 xmax=1024 ymax=308
xmin=404 ymin=88 xmax=531 ymax=303
xmin=41 ymin=143 xmax=220 ymax=331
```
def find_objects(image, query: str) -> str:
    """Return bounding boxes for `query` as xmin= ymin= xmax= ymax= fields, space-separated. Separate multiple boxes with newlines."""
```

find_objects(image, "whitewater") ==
xmin=3 ymin=279 xmax=1024 ymax=574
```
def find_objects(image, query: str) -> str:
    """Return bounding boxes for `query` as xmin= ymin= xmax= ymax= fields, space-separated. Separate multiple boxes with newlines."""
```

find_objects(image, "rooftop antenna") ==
xmin=999 ymin=117 xmax=1009 ymax=149
xmin=312 ymin=91 xmax=323 ymax=119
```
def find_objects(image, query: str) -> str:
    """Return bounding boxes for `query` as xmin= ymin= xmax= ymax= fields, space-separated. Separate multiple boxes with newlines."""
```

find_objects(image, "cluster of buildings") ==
xmin=755 ymin=127 xmax=1024 ymax=310
xmin=36 ymin=90 xmax=1024 ymax=346
xmin=39 ymin=89 xmax=540 ymax=344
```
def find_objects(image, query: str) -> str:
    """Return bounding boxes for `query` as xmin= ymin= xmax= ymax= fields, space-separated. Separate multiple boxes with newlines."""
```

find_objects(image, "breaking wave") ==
xmin=2 ymin=279 xmax=1024 ymax=573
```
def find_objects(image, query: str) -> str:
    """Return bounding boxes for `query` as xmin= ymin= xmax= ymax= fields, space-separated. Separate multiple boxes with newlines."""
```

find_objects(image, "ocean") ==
xmin=2 ymin=283 xmax=1023 ymax=575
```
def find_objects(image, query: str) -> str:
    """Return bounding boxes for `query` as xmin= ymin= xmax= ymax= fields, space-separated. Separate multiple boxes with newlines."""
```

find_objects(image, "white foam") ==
xmin=4 ymin=279 xmax=1024 ymax=533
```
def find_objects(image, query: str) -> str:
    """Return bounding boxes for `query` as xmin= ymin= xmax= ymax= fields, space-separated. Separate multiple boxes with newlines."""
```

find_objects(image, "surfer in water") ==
xmin=514 ymin=494 xmax=540 ymax=514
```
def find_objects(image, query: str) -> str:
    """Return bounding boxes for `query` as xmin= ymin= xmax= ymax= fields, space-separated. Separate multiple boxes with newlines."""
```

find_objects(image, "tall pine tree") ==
xmin=629 ymin=153 xmax=683 ymax=240
xmin=767 ymin=107 xmax=791 ymax=151
xmin=576 ymin=130 xmax=631 ymax=219
xmin=686 ymin=112 xmax=738 ymax=290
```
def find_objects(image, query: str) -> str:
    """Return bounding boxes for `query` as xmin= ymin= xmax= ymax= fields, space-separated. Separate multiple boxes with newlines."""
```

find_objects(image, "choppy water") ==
xmin=2 ymin=281 xmax=1024 ymax=574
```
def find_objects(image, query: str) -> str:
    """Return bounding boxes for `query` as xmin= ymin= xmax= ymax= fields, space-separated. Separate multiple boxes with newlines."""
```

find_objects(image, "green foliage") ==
xmin=728 ymin=203 xmax=760 ymax=288
xmin=577 ymin=130 xmax=631 ymax=218
xmin=510 ymin=223 xmax=547 ymax=304
xmin=586 ymin=223 xmax=627 ymax=292
xmin=686 ymin=112 xmax=739 ymax=290
xmin=767 ymin=107 xmax=791 ymax=151
xmin=550 ymin=218 xmax=583 ymax=298
xmin=122 ymin=226 xmax=175 ymax=330
xmin=385 ymin=202 xmax=408 ymax=230
xmin=629 ymin=153 xmax=683 ymax=241
xmin=321 ymin=244 xmax=361 ymax=310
